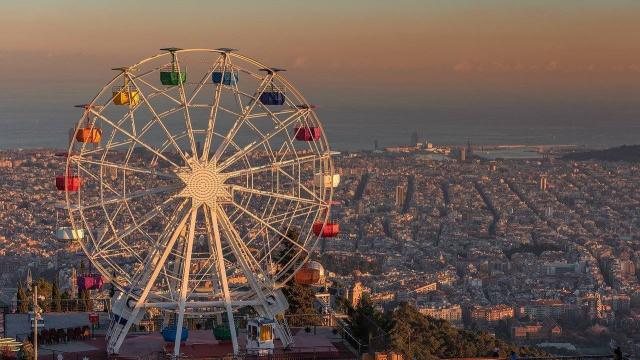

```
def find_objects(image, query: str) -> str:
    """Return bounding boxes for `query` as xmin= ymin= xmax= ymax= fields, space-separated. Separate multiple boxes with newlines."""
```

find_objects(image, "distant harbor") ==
xmin=474 ymin=147 xmax=543 ymax=160
xmin=386 ymin=142 xmax=579 ymax=160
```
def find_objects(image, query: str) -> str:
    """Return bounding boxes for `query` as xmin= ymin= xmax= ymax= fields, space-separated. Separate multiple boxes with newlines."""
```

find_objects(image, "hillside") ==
xmin=345 ymin=297 xmax=548 ymax=360
xmin=562 ymin=145 xmax=640 ymax=162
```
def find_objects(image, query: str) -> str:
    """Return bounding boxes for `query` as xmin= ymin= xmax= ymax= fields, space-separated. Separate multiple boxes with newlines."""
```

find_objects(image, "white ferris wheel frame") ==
xmin=60 ymin=48 xmax=336 ymax=357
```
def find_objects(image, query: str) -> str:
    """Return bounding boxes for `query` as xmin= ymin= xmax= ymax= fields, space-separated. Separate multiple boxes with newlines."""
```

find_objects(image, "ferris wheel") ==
xmin=56 ymin=48 xmax=339 ymax=356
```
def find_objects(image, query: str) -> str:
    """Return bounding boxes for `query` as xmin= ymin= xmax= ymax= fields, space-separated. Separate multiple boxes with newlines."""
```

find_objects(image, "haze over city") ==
xmin=2 ymin=0 xmax=640 ymax=149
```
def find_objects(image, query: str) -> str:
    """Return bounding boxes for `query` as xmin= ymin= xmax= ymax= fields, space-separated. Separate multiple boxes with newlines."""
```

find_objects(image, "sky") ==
xmin=1 ymin=0 xmax=639 ymax=149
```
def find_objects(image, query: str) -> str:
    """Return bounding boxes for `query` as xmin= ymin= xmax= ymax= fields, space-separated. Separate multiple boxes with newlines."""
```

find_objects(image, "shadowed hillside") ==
xmin=562 ymin=145 xmax=640 ymax=162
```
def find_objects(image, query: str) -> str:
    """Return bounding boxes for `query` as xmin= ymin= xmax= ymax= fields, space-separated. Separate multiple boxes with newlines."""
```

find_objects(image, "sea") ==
xmin=2 ymin=84 xmax=639 ymax=152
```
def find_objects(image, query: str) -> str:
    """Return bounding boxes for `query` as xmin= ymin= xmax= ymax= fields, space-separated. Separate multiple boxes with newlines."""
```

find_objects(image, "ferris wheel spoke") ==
xmin=87 ymin=98 xmax=187 ymax=158
xmin=245 ymin=108 xmax=299 ymax=120
xmin=249 ymin=205 xmax=319 ymax=266
xmin=212 ymin=73 xmax=275 ymax=163
xmin=227 ymin=200 xmax=308 ymax=255
xmin=173 ymin=205 xmax=197 ymax=355
xmin=200 ymin=207 xmax=223 ymax=295
xmin=95 ymin=197 xmax=180 ymax=255
xmin=68 ymin=185 xmax=179 ymax=212
xmin=172 ymin=54 xmax=198 ymax=159
xmin=127 ymin=75 xmax=191 ymax=164
xmin=204 ymin=204 xmax=239 ymax=351
xmin=113 ymin=202 xmax=192 ymax=348
xmin=216 ymin=204 xmax=268 ymax=283
xmin=202 ymin=55 xmax=229 ymax=161
xmin=222 ymin=154 xmax=323 ymax=179
xmin=217 ymin=104 xmax=297 ymax=120
xmin=73 ymin=156 xmax=177 ymax=180
xmin=263 ymin=203 xmax=319 ymax=224
xmin=217 ymin=105 xmax=242 ymax=118
xmin=133 ymin=76 xmax=182 ymax=106
xmin=276 ymin=166 xmax=324 ymax=203
xmin=128 ymin=200 xmax=192 ymax=286
xmin=76 ymin=163 xmax=122 ymax=198
xmin=216 ymin=108 xmax=309 ymax=172
xmin=89 ymin=109 xmax=181 ymax=168
xmin=187 ymin=55 xmax=224 ymax=106
xmin=231 ymin=185 xmax=323 ymax=207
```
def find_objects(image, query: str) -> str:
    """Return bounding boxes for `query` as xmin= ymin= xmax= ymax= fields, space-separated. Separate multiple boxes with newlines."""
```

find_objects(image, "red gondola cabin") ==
xmin=56 ymin=175 xmax=82 ymax=192
xmin=294 ymin=127 xmax=321 ymax=141
xmin=312 ymin=222 xmax=339 ymax=237
xmin=77 ymin=274 xmax=104 ymax=291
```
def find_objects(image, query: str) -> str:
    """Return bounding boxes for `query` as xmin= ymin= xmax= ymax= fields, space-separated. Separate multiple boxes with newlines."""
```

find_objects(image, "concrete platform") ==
xmin=33 ymin=328 xmax=347 ymax=359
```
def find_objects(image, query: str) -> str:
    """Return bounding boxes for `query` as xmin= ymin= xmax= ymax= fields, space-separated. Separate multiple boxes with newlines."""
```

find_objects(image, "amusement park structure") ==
xmin=54 ymin=48 xmax=339 ymax=357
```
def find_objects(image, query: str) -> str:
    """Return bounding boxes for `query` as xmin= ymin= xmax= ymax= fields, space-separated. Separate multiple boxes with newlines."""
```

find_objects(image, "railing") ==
xmin=285 ymin=313 xmax=333 ymax=328
xmin=443 ymin=355 xmax=619 ymax=360
xmin=161 ymin=346 xmax=357 ymax=360
xmin=276 ymin=312 xmax=365 ymax=356
xmin=16 ymin=298 xmax=110 ymax=313
xmin=325 ymin=312 xmax=366 ymax=356
xmin=519 ymin=356 xmax=616 ymax=360
xmin=37 ymin=346 xmax=109 ymax=360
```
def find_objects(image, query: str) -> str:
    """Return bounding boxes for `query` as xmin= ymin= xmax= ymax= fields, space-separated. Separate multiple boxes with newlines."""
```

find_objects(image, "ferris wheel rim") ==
xmin=62 ymin=47 xmax=335 ymax=303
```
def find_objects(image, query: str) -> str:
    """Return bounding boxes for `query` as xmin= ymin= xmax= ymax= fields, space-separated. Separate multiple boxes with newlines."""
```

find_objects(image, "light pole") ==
xmin=32 ymin=284 xmax=38 ymax=360
xmin=31 ymin=283 xmax=43 ymax=360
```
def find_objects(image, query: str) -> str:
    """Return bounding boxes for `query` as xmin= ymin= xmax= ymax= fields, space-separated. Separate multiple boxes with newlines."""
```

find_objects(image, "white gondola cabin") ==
xmin=246 ymin=317 xmax=275 ymax=355
xmin=314 ymin=173 xmax=340 ymax=188
xmin=55 ymin=227 xmax=84 ymax=241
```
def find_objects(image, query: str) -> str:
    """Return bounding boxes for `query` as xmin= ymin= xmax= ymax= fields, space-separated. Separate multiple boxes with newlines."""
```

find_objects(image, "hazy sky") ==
xmin=1 ymin=0 xmax=639 ymax=149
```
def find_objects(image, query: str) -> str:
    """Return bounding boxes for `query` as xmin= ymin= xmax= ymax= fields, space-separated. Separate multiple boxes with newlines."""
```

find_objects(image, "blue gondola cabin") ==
xmin=212 ymin=71 xmax=239 ymax=85
xmin=260 ymin=91 xmax=285 ymax=106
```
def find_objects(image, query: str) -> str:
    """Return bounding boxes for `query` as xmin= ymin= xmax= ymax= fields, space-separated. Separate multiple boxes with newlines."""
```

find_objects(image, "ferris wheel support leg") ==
xmin=209 ymin=205 xmax=239 ymax=354
xmin=215 ymin=206 xmax=294 ymax=348
xmin=107 ymin=206 xmax=191 ymax=354
xmin=173 ymin=208 xmax=198 ymax=358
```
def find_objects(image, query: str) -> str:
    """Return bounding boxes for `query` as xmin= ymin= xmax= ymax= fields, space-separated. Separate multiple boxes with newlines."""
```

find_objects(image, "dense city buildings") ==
xmin=0 ymin=147 xmax=639 ymax=352
xmin=320 ymin=146 xmax=640 ymax=350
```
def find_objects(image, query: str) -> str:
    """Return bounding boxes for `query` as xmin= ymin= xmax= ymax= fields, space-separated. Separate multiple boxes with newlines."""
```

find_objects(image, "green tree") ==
xmin=61 ymin=291 xmax=70 ymax=312
xmin=17 ymin=339 xmax=33 ymax=360
xmin=51 ymin=281 xmax=62 ymax=312
xmin=349 ymin=295 xmax=390 ymax=347
xmin=386 ymin=303 xmax=547 ymax=360
xmin=16 ymin=285 xmax=29 ymax=313
xmin=283 ymin=282 xmax=316 ymax=315
xmin=80 ymin=290 xmax=92 ymax=312
xmin=35 ymin=278 xmax=52 ymax=312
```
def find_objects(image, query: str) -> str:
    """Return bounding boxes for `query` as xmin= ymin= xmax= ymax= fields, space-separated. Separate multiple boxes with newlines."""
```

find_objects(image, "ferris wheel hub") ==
xmin=175 ymin=160 xmax=231 ymax=206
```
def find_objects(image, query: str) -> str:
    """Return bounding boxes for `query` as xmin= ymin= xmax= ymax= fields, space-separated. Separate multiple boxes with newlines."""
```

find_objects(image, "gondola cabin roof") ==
xmin=259 ymin=67 xmax=286 ymax=73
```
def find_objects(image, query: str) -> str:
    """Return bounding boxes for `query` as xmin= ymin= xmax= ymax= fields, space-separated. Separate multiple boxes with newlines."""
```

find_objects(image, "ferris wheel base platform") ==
xmin=65 ymin=328 xmax=352 ymax=359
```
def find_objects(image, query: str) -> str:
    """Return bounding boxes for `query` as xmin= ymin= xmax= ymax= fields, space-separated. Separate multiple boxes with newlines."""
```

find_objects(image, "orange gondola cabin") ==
xmin=75 ymin=127 xmax=102 ymax=143
xmin=294 ymin=261 xmax=325 ymax=286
